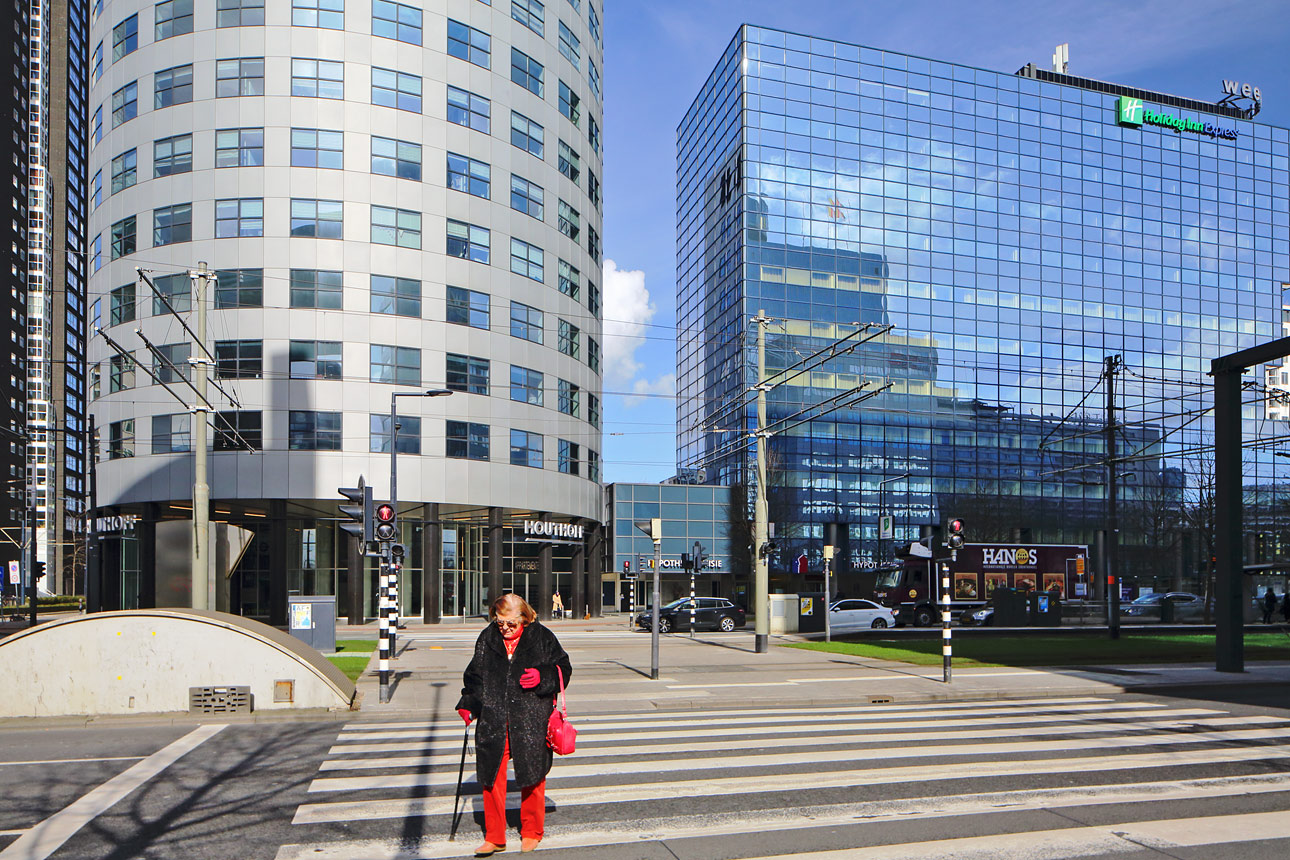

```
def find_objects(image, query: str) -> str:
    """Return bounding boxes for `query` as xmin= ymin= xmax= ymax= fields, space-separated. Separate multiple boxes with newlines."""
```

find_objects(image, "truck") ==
xmin=857 ymin=543 xmax=1090 ymax=627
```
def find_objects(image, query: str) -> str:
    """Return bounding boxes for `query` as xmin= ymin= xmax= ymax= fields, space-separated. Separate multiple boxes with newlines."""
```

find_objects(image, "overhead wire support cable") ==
xmin=136 ymin=268 xmax=243 ymax=409
xmin=134 ymin=330 xmax=216 ymax=412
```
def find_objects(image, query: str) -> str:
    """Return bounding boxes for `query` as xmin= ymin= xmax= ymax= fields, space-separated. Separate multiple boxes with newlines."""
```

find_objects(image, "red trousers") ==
xmin=482 ymin=735 xmax=546 ymax=844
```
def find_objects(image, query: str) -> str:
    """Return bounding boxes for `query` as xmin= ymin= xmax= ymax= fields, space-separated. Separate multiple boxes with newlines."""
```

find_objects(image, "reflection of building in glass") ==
xmin=677 ymin=26 xmax=1289 ymax=597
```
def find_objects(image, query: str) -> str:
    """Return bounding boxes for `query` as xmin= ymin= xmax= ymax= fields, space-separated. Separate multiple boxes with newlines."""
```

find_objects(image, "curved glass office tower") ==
xmin=678 ymin=26 xmax=1289 ymax=601
xmin=87 ymin=1 xmax=605 ymax=622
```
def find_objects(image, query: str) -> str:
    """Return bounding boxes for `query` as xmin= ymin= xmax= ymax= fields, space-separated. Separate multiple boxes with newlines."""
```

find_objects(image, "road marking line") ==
xmin=0 ymin=724 xmax=225 ymax=860
xmin=0 ymin=757 xmax=144 ymax=768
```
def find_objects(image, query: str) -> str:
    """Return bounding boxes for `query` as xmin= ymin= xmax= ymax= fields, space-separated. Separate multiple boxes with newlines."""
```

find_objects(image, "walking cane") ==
xmin=448 ymin=722 xmax=471 ymax=841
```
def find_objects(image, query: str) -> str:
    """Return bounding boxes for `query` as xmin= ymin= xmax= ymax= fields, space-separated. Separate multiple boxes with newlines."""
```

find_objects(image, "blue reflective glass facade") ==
xmin=677 ymin=26 xmax=1290 ymax=594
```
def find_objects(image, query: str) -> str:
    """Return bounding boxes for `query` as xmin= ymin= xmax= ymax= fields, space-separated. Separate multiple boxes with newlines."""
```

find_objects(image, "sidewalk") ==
xmin=341 ymin=615 xmax=1290 ymax=717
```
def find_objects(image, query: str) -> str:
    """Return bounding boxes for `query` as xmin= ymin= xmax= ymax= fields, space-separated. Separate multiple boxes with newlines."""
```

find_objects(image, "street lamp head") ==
xmin=424 ymin=389 xmax=453 ymax=397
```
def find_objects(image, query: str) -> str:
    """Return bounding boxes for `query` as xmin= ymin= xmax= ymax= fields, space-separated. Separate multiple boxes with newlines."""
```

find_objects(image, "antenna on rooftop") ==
xmin=1052 ymin=43 xmax=1069 ymax=74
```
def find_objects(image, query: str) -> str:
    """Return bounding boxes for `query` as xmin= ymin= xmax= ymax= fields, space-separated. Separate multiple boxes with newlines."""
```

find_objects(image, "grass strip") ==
xmin=326 ymin=639 xmax=378 ymax=681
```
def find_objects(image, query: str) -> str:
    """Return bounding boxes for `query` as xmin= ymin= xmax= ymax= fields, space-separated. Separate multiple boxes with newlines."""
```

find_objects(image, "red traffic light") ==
xmin=376 ymin=504 xmax=395 ymax=522
xmin=947 ymin=518 xmax=965 ymax=549
xmin=949 ymin=518 xmax=964 ymax=533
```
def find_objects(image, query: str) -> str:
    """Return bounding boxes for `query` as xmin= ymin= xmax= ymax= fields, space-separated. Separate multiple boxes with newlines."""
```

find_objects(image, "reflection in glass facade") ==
xmin=677 ymin=26 xmax=1290 ymax=597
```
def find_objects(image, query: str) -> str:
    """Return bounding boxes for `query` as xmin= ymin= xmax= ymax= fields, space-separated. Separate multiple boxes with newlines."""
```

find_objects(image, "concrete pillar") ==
xmin=423 ymin=502 xmax=441 ymax=624
xmin=269 ymin=500 xmax=287 ymax=627
xmin=346 ymin=531 xmax=363 ymax=625
xmin=138 ymin=503 xmax=158 ymax=609
xmin=488 ymin=506 xmax=503 ymax=606
xmin=588 ymin=523 xmax=604 ymax=617
xmin=537 ymin=512 xmax=552 ymax=621
xmin=571 ymin=525 xmax=585 ymax=620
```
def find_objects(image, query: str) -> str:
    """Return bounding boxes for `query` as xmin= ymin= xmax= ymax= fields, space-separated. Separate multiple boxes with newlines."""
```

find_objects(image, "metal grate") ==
xmin=189 ymin=685 xmax=252 ymax=714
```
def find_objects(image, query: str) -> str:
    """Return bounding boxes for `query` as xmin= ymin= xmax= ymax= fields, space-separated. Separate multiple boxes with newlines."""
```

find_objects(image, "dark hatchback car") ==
xmin=637 ymin=597 xmax=747 ymax=633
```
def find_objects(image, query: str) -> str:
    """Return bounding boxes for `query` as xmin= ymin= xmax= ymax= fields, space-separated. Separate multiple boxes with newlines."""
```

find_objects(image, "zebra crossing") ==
xmin=275 ymin=695 xmax=1290 ymax=859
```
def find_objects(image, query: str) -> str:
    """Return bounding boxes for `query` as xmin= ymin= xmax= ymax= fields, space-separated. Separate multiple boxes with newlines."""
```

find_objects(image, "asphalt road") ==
xmin=2 ymin=685 xmax=1289 ymax=860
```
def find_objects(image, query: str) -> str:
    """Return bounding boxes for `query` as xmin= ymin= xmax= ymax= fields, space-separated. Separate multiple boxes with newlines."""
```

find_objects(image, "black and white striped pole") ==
xmin=941 ymin=559 xmax=952 ymax=683
xmin=389 ymin=564 xmax=399 ymax=657
xmin=378 ymin=558 xmax=391 ymax=703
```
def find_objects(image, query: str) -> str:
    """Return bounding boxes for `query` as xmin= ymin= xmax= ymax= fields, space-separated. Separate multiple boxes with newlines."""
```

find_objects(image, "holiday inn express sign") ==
xmin=1117 ymin=95 xmax=1239 ymax=140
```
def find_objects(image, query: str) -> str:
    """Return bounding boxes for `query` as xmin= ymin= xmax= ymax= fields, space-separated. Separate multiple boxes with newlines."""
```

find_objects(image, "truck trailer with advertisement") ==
xmin=858 ymin=543 xmax=1090 ymax=627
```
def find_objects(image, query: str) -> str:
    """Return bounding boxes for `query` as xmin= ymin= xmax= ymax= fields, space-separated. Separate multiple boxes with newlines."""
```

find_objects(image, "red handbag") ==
xmin=546 ymin=666 xmax=576 ymax=755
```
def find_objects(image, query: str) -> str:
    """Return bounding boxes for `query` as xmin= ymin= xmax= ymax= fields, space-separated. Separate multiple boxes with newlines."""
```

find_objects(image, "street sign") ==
xmin=879 ymin=515 xmax=893 ymax=540
xmin=7 ymin=560 xmax=19 ymax=584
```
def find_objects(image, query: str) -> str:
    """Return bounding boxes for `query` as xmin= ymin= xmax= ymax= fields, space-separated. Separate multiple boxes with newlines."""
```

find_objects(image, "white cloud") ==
xmin=602 ymin=258 xmax=657 ymax=385
xmin=620 ymin=373 xmax=677 ymax=410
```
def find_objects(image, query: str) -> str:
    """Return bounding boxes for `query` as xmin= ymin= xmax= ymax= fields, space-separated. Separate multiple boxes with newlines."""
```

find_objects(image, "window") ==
xmin=108 ymin=354 xmax=134 ymax=392
xmin=558 ymin=439 xmax=579 ymax=475
xmin=290 ymin=269 xmax=343 ymax=309
xmin=217 ymin=0 xmax=264 ymax=27
xmin=92 ymin=42 xmax=102 ymax=82
xmin=511 ymin=175 xmax=544 ymax=220
xmin=447 ymin=153 xmax=490 ymax=199
xmin=290 ymin=340 xmax=343 ymax=379
xmin=152 ymin=414 xmax=191 ymax=454
xmin=510 ymin=112 xmax=544 ymax=158
xmin=112 ymin=15 xmax=138 ymax=61
xmin=152 ymin=274 xmax=190 ymax=314
xmin=589 ymin=170 xmax=601 ymax=209
xmin=215 ymin=198 xmax=264 ymax=238
xmin=558 ymin=259 xmax=580 ymax=300
xmin=588 ymin=279 xmax=600 ymax=318
xmin=91 ymin=171 xmax=102 ymax=209
xmin=154 ymin=134 xmax=192 ymax=176
xmin=293 ymin=0 xmax=342 ymax=28
xmin=589 ymin=115 xmax=601 ymax=154
xmin=558 ymin=21 xmax=580 ymax=69
xmin=566 ymin=0 xmax=580 ymax=10
xmin=371 ymin=136 xmax=421 ymax=180
xmin=371 ymin=275 xmax=420 ymax=316
xmin=446 ymin=286 xmax=489 ymax=329
xmin=511 ymin=48 xmax=544 ymax=97
xmin=370 ymin=207 xmax=421 ymax=248
xmin=215 ymin=128 xmax=264 ymax=167
xmin=510 ymin=365 xmax=543 ymax=406
xmin=510 ymin=239 xmax=544 ymax=282
xmin=447 ymin=86 xmax=490 ymax=133
xmin=153 ymin=203 xmax=192 ymax=246
xmin=587 ymin=335 xmax=600 ymax=373
xmin=216 ymin=58 xmax=265 ymax=97
xmin=446 ymin=353 xmax=489 ymax=395
xmin=91 ymin=234 xmax=102 ymax=272
xmin=588 ymin=3 xmax=601 ymax=46
xmin=510 ymin=302 xmax=543 ymax=343
xmin=558 ymin=320 xmax=580 ymax=360
xmin=559 ymin=81 xmax=581 ymax=126
xmin=447 ymin=19 xmax=490 ymax=68
xmin=446 ymin=220 xmax=489 ymax=263
xmin=154 ymin=64 xmax=193 ymax=108
xmin=110 ymin=216 xmax=136 ymax=260
xmin=292 ymin=58 xmax=343 ymax=99
xmin=588 ymin=60 xmax=601 ymax=100
xmin=588 ymin=225 xmax=601 ymax=262
xmin=215 ymin=411 xmax=262 ymax=451
xmin=215 ymin=340 xmax=263 ymax=379
xmin=291 ymin=128 xmax=344 ymax=169
xmin=446 ymin=421 xmax=489 ymax=460
xmin=512 ymin=0 xmax=544 ymax=35
xmin=510 ymin=430 xmax=543 ymax=468
xmin=92 ymin=107 xmax=102 ymax=145
xmin=215 ymin=269 xmax=263 ymax=308
xmin=108 ymin=420 xmax=135 ymax=459
xmin=155 ymin=0 xmax=193 ymax=40
xmin=289 ymin=411 xmax=342 ymax=451
xmin=111 ymin=82 xmax=138 ymax=127
xmin=110 ymin=149 xmax=137 ymax=194
xmin=370 ymin=414 xmax=420 ymax=454
xmin=373 ymin=0 xmax=420 ymax=44
xmin=588 ymin=392 xmax=600 ymax=428
xmin=291 ymin=199 xmax=343 ymax=239
xmin=155 ymin=343 xmax=191 ymax=384
xmin=372 ymin=67 xmax=421 ymax=112
xmin=587 ymin=448 xmax=600 ymax=482
xmin=371 ymin=344 xmax=421 ymax=385
xmin=109 ymin=284 xmax=135 ymax=325
xmin=558 ymin=140 xmax=580 ymax=183
xmin=558 ymin=200 xmax=580 ymax=241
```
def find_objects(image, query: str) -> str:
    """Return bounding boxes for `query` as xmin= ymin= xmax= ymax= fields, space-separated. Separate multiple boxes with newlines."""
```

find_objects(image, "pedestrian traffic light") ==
xmin=947 ymin=518 xmax=965 ymax=550
xmin=374 ymin=503 xmax=396 ymax=542
xmin=338 ymin=480 xmax=374 ymax=543
xmin=622 ymin=560 xmax=630 ymax=574
xmin=680 ymin=553 xmax=692 ymax=571
xmin=32 ymin=560 xmax=45 ymax=581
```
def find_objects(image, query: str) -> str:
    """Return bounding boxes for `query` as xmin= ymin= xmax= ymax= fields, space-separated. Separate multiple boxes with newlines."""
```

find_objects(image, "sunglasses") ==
xmin=495 ymin=619 xmax=522 ymax=630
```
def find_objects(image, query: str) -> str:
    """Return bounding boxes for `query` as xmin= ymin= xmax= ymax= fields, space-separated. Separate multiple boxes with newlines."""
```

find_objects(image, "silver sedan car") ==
xmin=829 ymin=599 xmax=898 ymax=631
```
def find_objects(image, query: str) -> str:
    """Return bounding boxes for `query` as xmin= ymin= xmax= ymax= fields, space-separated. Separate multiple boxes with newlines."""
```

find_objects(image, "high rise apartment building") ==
xmin=87 ymin=1 xmax=605 ymax=623
xmin=677 ymin=27 xmax=1289 ymax=597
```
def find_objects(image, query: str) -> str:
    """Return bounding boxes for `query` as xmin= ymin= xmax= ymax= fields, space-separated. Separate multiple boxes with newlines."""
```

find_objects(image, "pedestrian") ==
xmin=552 ymin=590 xmax=564 ymax=620
xmin=457 ymin=593 xmax=572 ymax=856
xmin=1263 ymin=587 xmax=1277 ymax=624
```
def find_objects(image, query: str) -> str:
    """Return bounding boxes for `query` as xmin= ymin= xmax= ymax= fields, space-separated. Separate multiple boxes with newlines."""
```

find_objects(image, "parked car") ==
xmin=637 ymin=597 xmax=746 ymax=633
xmin=829 ymin=599 xmax=898 ymax=631
xmin=1122 ymin=591 xmax=1208 ymax=621
xmin=963 ymin=607 xmax=994 ymax=627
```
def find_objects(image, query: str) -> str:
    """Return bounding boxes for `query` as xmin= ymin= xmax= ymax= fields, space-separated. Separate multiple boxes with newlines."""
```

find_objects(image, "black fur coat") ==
xmin=456 ymin=621 xmax=572 ymax=789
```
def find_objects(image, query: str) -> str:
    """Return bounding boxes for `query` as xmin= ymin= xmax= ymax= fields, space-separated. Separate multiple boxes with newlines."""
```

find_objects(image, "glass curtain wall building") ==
xmin=677 ymin=26 xmax=1290 ymax=599
xmin=86 ymin=1 xmax=605 ymax=623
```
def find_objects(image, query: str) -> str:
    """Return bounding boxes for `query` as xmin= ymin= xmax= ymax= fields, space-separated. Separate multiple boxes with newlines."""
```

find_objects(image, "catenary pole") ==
xmin=753 ymin=310 xmax=770 ymax=653
xmin=1105 ymin=355 xmax=1120 ymax=640
xmin=192 ymin=262 xmax=210 ymax=610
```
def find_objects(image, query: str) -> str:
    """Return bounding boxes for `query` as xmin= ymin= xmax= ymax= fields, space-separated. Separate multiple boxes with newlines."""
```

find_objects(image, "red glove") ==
xmin=457 ymin=708 xmax=473 ymax=725
xmin=518 ymin=668 xmax=541 ymax=689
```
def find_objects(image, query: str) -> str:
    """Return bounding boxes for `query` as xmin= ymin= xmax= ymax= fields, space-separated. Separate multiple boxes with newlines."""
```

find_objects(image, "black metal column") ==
xmin=487 ymin=506 xmax=503 ymax=608
xmin=423 ymin=502 xmax=441 ymax=624
xmin=589 ymin=523 xmax=604 ymax=617
xmin=138 ymin=503 xmax=157 ymax=609
xmin=1214 ymin=367 xmax=1244 ymax=672
xmin=537 ymin=512 xmax=552 ymax=621
xmin=346 ymin=531 xmax=364 ymax=624
xmin=268 ymin=500 xmax=287 ymax=627
xmin=571 ymin=525 xmax=585 ymax=620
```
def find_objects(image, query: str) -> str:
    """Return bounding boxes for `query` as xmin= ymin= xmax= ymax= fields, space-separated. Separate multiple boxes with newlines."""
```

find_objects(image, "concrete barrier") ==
xmin=0 ymin=609 xmax=356 ymax=718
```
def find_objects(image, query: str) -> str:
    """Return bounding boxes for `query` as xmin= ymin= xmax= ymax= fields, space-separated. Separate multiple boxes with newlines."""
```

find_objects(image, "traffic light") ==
xmin=680 ymin=553 xmax=692 ymax=571
xmin=338 ymin=481 xmax=374 ymax=543
xmin=390 ymin=542 xmax=406 ymax=561
xmin=622 ymin=560 xmax=630 ymax=574
xmin=374 ymin=503 xmax=396 ymax=542
xmin=947 ymin=518 xmax=965 ymax=550
xmin=32 ymin=560 xmax=45 ymax=581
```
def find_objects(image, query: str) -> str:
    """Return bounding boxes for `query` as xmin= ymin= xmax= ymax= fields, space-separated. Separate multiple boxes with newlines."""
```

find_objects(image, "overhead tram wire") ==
xmin=136 ymin=268 xmax=243 ymax=410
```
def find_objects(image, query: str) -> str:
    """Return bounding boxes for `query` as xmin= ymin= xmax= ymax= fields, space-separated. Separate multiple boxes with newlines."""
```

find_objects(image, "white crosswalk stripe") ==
xmin=276 ymin=695 xmax=1290 ymax=859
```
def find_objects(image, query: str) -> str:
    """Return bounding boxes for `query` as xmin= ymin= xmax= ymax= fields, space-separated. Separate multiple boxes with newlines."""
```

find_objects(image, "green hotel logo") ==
xmin=1117 ymin=96 xmax=1144 ymax=126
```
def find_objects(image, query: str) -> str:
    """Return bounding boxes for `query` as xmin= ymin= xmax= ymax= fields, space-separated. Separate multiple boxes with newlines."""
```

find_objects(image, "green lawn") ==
xmin=327 ymin=639 xmax=377 ymax=682
xmin=786 ymin=632 xmax=1290 ymax=667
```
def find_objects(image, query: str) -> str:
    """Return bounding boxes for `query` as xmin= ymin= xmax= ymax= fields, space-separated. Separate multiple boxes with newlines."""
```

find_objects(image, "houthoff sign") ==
xmin=1117 ymin=95 xmax=1239 ymax=140
xmin=522 ymin=520 xmax=585 ymax=540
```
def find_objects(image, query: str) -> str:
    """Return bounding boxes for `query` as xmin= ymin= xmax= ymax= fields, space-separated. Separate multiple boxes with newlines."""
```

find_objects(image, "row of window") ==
xmin=105 ymin=412 xmax=601 ymax=479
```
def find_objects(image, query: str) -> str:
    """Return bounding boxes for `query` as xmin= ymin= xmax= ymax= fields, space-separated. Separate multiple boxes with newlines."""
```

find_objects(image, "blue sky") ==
xmin=598 ymin=0 xmax=1290 ymax=484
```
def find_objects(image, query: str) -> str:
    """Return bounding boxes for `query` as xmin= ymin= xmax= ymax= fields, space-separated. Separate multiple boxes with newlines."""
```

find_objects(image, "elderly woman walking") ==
xmin=457 ymin=593 xmax=572 ymax=855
